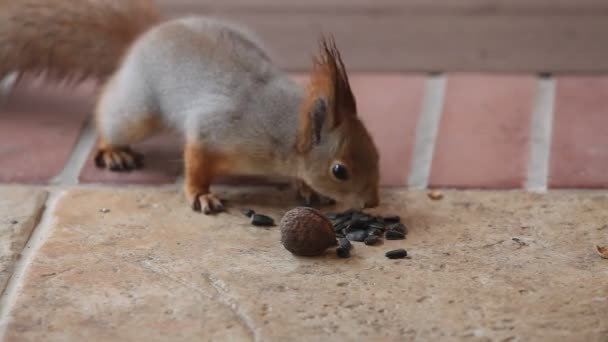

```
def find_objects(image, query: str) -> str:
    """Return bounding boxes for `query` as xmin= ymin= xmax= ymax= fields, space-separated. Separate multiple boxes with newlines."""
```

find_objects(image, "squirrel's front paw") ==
xmin=189 ymin=192 xmax=224 ymax=214
xmin=94 ymin=146 xmax=144 ymax=172
xmin=295 ymin=180 xmax=336 ymax=207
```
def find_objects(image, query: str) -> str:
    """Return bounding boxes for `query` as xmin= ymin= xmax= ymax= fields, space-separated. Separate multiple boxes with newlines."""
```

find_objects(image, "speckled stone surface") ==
xmin=0 ymin=187 xmax=47 ymax=293
xmin=2 ymin=187 xmax=607 ymax=341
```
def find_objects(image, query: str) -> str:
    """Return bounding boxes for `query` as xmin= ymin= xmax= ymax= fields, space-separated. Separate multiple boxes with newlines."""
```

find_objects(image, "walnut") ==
xmin=280 ymin=207 xmax=336 ymax=256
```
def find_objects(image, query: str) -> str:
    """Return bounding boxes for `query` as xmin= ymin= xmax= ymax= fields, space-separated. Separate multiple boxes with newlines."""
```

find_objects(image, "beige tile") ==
xmin=3 ymin=187 xmax=608 ymax=341
xmin=0 ymin=187 xmax=48 ymax=292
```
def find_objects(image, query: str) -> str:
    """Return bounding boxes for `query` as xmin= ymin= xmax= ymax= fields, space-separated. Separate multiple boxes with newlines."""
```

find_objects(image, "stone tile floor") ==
xmin=0 ymin=185 xmax=607 ymax=341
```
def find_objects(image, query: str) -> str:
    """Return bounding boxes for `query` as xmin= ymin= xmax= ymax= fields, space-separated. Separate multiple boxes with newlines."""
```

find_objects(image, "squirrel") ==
xmin=0 ymin=0 xmax=381 ymax=214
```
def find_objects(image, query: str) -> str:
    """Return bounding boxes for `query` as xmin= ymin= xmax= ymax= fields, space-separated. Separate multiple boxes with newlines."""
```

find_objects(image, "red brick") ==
xmin=350 ymin=74 xmax=425 ymax=186
xmin=292 ymin=73 xmax=425 ymax=186
xmin=0 ymin=78 xmax=96 ymax=183
xmin=430 ymin=74 xmax=536 ymax=188
xmin=550 ymin=76 xmax=608 ymax=188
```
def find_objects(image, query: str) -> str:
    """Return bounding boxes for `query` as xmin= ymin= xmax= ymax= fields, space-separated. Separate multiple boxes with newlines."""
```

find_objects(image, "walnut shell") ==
xmin=280 ymin=207 xmax=337 ymax=256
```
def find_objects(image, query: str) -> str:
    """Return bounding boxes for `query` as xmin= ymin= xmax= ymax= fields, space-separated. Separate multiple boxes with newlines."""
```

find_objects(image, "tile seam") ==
xmin=0 ymin=189 xmax=66 ymax=340
xmin=525 ymin=76 xmax=555 ymax=192
xmin=407 ymin=73 xmax=446 ymax=190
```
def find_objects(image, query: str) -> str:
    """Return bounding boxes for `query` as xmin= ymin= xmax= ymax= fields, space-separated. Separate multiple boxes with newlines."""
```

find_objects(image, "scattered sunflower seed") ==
xmin=324 ymin=209 xmax=410 ymax=259
xmin=346 ymin=230 xmax=368 ymax=242
xmin=384 ymin=215 xmax=400 ymax=223
xmin=364 ymin=235 xmax=380 ymax=246
xmin=387 ymin=223 xmax=407 ymax=234
xmin=251 ymin=214 xmax=274 ymax=226
xmin=99 ymin=208 xmax=110 ymax=213
xmin=385 ymin=230 xmax=405 ymax=240
xmin=10 ymin=220 xmax=18 ymax=225
xmin=336 ymin=247 xmax=351 ymax=258
xmin=385 ymin=249 xmax=408 ymax=259
xmin=242 ymin=209 xmax=255 ymax=218
xmin=338 ymin=238 xmax=352 ymax=250
xmin=348 ymin=217 xmax=369 ymax=230
xmin=368 ymin=228 xmax=383 ymax=237
xmin=326 ymin=213 xmax=339 ymax=220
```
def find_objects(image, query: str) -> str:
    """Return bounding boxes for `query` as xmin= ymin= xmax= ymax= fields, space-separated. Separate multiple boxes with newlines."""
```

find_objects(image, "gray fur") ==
xmin=96 ymin=16 xmax=380 ymax=209
xmin=96 ymin=16 xmax=304 ymax=176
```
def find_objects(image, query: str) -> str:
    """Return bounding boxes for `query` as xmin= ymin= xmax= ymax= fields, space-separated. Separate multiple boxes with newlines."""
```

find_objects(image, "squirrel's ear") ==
xmin=297 ymin=96 xmax=328 ymax=153
xmin=309 ymin=35 xmax=357 ymax=127
xmin=296 ymin=36 xmax=356 ymax=153
xmin=310 ymin=97 xmax=328 ymax=145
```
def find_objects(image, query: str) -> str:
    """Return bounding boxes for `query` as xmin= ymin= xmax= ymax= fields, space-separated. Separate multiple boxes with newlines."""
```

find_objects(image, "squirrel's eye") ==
xmin=331 ymin=163 xmax=349 ymax=181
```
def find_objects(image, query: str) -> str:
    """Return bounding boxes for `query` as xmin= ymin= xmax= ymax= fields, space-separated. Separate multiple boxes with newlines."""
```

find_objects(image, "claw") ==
xmin=190 ymin=193 xmax=224 ymax=214
xmin=94 ymin=146 xmax=144 ymax=172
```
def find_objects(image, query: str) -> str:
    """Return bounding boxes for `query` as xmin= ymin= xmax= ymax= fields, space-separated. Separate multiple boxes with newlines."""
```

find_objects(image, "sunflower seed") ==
xmin=387 ymin=223 xmax=407 ymax=234
xmin=337 ymin=247 xmax=351 ymax=258
xmin=364 ymin=235 xmax=380 ymax=246
xmin=251 ymin=214 xmax=274 ymax=226
xmin=385 ymin=249 xmax=408 ymax=259
xmin=384 ymin=215 xmax=401 ymax=223
xmin=242 ymin=209 xmax=256 ymax=217
xmin=338 ymin=238 xmax=352 ymax=250
xmin=385 ymin=230 xmax=405 ymax=240
xmin=346 ymin=230 xmax=368 ymax=242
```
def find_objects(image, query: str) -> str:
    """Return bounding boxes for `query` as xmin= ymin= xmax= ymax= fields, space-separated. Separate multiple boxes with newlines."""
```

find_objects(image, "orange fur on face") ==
xmin=297 ymin=36 xmax=357 ymax=153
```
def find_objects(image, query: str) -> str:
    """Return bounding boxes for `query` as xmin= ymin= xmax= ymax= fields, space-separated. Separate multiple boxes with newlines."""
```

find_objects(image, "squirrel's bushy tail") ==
xmin=0 ymin=0 xmax=160 ymax=83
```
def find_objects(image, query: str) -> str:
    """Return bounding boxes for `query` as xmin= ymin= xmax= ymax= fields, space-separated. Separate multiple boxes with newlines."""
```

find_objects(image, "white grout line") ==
xmin=50 ymin=117 xmax=98 ymax=186
xmin=525 ymin=76 xmax=555 ymax=192
xmin=0 ymin=72 xmax=18 ymax=102
xmin=407 ymin=73 xmax=447 ymax=190
xmin=0 ymin=189 xmax=65 ymax=339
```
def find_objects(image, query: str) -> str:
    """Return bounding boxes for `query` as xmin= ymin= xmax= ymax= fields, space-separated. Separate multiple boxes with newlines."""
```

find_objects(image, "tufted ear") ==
xmin=310 ymin=96 xmax=328 ymax=144
xmin=297 ymin=36 xmax=357 ymax=153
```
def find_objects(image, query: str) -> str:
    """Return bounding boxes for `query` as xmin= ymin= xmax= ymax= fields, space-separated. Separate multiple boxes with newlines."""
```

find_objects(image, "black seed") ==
xmin=367 ymin=228 xmax=383 ymax=237
xmin=387 ymin=223 xmax=407 ymax=234
xmin=336 ymin=209 xmax=357 ymax=218
xmin=344 ymin=224 xmax=367 ymax=235
xmin=358 ymin=215 xmax=374 ymax=223
xmin=338 ymin=238 xmax=352 ymax=250
xmin=334 ymin=221 xmax=349 ymax=233
xmin=384 ymin=215 xmax=401 ymax=223
xmin=326 ymin=213 xmax=339 ymax=220
xmin=348 ymin=219 xmax=369 ymax=231
xmin=385 ymin=230 xmax=405 ymax=240
xmin=368 ymin=222 xmax=385 ymax=231
xmin=333 ymin=216 xmax=350 ymax=226
xmin=242 ymin=209 xmax=256 ymax=218
xmin=337 ymin=247 xmax=351 ymax=258
xmin=364 ymin=235 xmax=380 ymax=246
xmin=346 ymin=230 xmax=368 ymax=242
xmin=10 ymin=220 xmax=18 ymax=224
xmin=251 ymin=214 xmax=274 ymax=226
xmin=385 ymin=249 xmax=408 ymax=259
